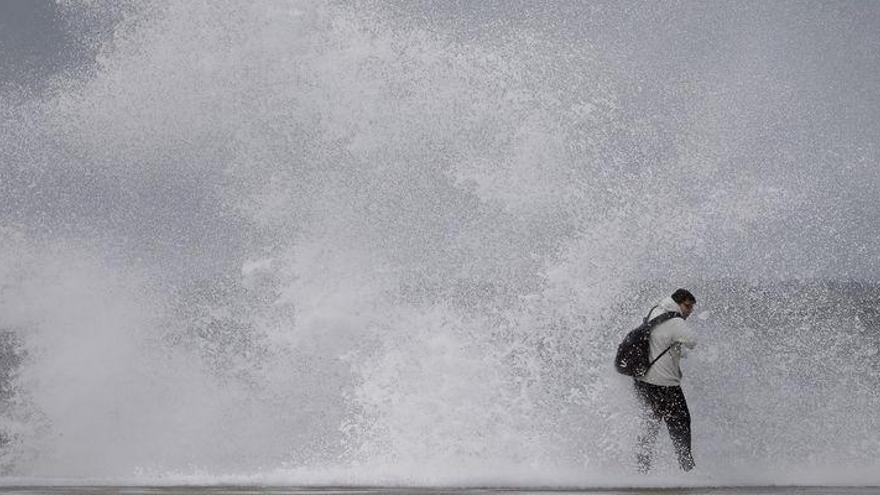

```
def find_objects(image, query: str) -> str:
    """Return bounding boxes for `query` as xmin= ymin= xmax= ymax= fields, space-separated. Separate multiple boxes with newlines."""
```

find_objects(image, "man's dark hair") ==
xmin=671 ymin=288 xmax=696 ymax=304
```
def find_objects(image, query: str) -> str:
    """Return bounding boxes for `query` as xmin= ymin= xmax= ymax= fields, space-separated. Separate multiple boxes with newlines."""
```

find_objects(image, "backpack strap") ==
xmin=648 ymin=311 xmax=682 ymax=326
xmin=648 ymin=344 xmax=674 ymax=369
xmin=644 ymin=310 xmax=683 ymax=372
xmin=642 ymin=305 xmax=659 ymax=324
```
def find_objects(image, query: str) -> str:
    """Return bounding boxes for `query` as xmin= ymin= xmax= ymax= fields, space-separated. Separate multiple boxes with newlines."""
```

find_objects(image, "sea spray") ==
xmin=1 ymin=0 xmax=879 ymax=485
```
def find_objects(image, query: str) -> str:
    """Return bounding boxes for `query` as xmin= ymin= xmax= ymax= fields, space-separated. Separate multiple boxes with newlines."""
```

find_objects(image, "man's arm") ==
xmin=672 ymin=319 xmax=697 ymax=349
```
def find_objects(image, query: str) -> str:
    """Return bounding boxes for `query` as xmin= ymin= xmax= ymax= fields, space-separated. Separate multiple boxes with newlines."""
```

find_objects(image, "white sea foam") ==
xmin=1 ymin=0 xmax=878 ymax=487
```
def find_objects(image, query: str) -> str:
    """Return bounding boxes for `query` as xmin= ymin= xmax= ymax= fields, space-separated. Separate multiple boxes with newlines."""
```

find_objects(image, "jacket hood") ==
xmin=657 ymin=296 xmax=682 ymax=314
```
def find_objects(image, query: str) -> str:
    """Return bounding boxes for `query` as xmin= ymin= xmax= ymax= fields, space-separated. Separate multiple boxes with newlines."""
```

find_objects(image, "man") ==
xmin=634 ymin=288 xmax=697 ymax=473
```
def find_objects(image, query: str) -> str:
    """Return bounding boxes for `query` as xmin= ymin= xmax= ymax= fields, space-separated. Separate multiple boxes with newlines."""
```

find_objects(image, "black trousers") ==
xmin=633 ymin=380 xmax=695 ymax=472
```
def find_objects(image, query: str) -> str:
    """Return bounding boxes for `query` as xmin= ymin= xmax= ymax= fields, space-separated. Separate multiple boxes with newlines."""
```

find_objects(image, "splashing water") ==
xmin=1 ymin=0 xmax=879 ymax=486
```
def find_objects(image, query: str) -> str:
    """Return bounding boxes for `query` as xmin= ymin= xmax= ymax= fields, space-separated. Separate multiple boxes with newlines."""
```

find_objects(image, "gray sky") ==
xmin=2 ymin=0 xmax=249 ymax=279
xmin=3 ymin=1 xmax=880 ymax=282
xmin=1 ymin=0 xmax=88 ymax=88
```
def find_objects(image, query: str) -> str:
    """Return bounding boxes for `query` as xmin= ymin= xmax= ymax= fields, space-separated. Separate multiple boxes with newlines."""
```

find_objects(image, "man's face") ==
xmin=679 ymin=300 xmax=695 ymax=319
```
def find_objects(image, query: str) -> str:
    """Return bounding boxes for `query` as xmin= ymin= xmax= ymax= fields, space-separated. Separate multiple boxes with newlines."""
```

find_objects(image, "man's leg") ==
xmin=633 ymin=381 xmax=662 ymax=473
xmin=664 ymin=386 xmax=695 ymax=471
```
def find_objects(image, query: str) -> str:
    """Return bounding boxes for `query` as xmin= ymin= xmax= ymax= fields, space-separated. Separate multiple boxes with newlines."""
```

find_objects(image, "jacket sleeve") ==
xmin=671 ymin=319 xmax=697 ymax=349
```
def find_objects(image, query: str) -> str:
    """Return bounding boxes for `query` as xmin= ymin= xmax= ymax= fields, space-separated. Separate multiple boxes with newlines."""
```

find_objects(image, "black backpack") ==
xmin=614 ymin=305 xmax=682 ymax=377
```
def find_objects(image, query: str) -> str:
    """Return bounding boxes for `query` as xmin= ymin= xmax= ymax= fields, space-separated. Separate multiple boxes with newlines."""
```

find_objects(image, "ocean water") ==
xmin=1 ymin=0 xmax=880 ymax=489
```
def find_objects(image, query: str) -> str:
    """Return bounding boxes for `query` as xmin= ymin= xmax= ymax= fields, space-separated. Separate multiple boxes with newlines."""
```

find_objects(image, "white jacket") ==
xmin=636 ymin=296 xmax=697 ymax=387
